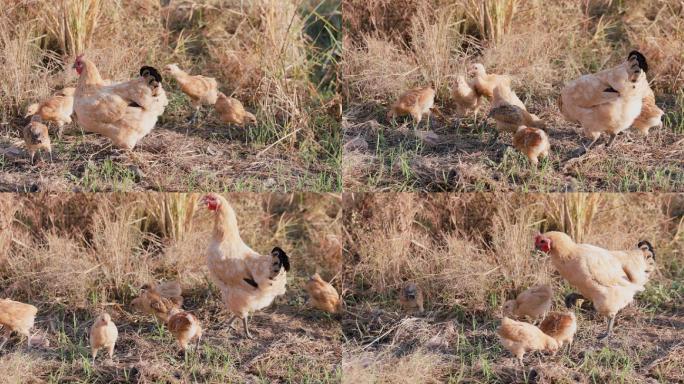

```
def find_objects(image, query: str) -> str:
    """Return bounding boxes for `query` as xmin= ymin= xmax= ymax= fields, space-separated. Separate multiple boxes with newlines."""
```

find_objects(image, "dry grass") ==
xmin=0 ymin=0 xmax=341 ymax=192
xmin=0 ymin=192 xmax=342 ymax=383
xmin=342 ymin=193 xmax=684 ymax=383
xmin=342 ymin=0 xmax=684 ymax=192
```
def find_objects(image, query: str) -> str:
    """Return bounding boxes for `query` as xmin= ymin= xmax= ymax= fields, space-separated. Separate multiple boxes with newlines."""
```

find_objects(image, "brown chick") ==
xmin=398 ymin=282 xmax=424 ymax=313
xmin=167 ymin=308 xmax=202 ymax=358
xmin=163 ymin=63 xmax=218 ymax=123
xmin=539 ymin=311 xmax=577 ymax=352
xmin=305 ymin=273 xmax=341 ymax=313
xmin=452 ymin=75 xmax=481 ymax=116
xmin=512 ymin=125 xmax=551 ymax=166
xmin=488 ymin=103 xmax=546 ymax=133
xmin=469 ymin=63 xmax=511 ymax=99
xmin=631 ymin=84 xmax=663 ymax=135
xmin=0 ymin=299 xmax=38 ymax=349
xmin=215 ymin=92 xmax=256 ymax=126
xmin=131 ymin=283 xmax=183 ymax=323
xmin=23 ymin=121 xmax=52 ymax=163
xmin=89 ymin=313 xmax=118 ymax=364
xmin=503 ymin=284 xmax=553 ymax=322
xmin=498 ymin=317 xmax=559 ymax=367
xmin=25 ymin=87 xmax=75 ymax=137
xmin=387 ymin=87 xmax=436 ymax=126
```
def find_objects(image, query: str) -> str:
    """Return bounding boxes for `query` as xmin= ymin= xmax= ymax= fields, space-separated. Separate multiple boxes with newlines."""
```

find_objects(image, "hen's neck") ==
xmin=212 ymin=204 xmax=244 ymax=246
xmin=78 ymin=60 xmax=105 ymax=88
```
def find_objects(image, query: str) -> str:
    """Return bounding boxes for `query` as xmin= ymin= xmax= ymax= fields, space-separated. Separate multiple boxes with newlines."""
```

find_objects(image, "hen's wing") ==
xmin=577 ymin=244 xmax=634 ymax=288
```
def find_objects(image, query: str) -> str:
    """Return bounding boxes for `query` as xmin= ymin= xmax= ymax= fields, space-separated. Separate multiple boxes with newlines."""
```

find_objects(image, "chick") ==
xmin=0 ymin=299 xmax=38 ymax=349
xmin=215 ymin=92 xmax=256 ymax=126
xmin=488 ymin=103 xmax=546 ymax=133
xmin=398 ymin=282 xmax=424 ymax=313
xmin=469 ymin=63 xmax=511 ymax=99
xmin=498 ymin=317 xmax=559 ymax=367
xmin=539 ymin=311 xmax=577 ymax=352
xmin=631 ymin=85 xmax=663 ymax=135
xmin=23 ymin=121 xmax=52 ymax=163
xmin=167 ymin=308 xmax=202 ymax=358
xmin=24 ymin=87 xmax=75 ymax=137
xmin=163 ymin=63 xmax=218 ymax=123
xmin=131 ymin=283 xmax=183 ymax=323
xmin=451 ymin=75 xmax=481 ymax=116
xmin=512 ymin=125 xmax=551 ymax=166
xmin=502 ymin=284 xmax=553 ymax=322
xmin=387 ymin=86 xmax=436 ymax=127
xmin=89 ymin=313 xmax=118 ymax=364
xmin=305 ymin=273 xmax=341 ymax=313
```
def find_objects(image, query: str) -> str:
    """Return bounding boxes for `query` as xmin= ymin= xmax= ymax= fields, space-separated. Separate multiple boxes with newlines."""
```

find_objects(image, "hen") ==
xmin=0 ymin=299 xmax=37 ymax=349
xmin=535 ymin=232 xmax=654 ymax=339
xmin=73 ymin=55 xmax=168 ymax=150
xmin=559 ymin=51 xmax=649 ymax=148
xmin=201 ymin=193 xmax=290 ymax=339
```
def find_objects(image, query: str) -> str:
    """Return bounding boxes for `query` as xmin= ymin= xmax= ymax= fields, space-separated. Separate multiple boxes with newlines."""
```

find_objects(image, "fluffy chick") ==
xmin=387 ymin=87 xmax=436 ymax=126
xmin=498 ymin=317 xmax=559 ymax=366
xmin=512 ymin=125 xmax=551 ymax=166
xmin=89 ymin=313 xmax=118 ymax=364
xmin=163 ymin=63 xmax=218 ymax=122
xmin=167 ymin=308 xmax=202 ymax=357
xmin=0 ymin=299 xmax=38 ymax=349
xmin=452 ymin=75 xmax=481 ymax=116
xmin=131 ymin=283 xmax=183 ymax=323
xmin=215 ymin=92 xmax=256 ymax=126
xmin=399 ymin=282 xmax=424 ymax=313
xmin=305 ymin=273 xmax=341 ymax=313
xmin=25 ymin=87 xmax=75 ymax=137
xmin=23 ymin=121 xmax=52 ymax=163
xmin=539 ymin=311 xmax=577 ymax=352
xmin=469 ymin=63 xmax=511 ymax=99
xmin=631 ymin=83 xmax=663 ymax=135
xmin=503 ymin=284 xmax=553 ymax=322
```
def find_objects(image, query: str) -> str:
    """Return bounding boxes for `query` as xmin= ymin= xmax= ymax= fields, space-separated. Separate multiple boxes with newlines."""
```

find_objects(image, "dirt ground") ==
xmin=0 ymin=108 xmax=340 ymax=193
xmin=343 ymin=100 xmax=684 ymax=192
xmin=342 ymin=303 xmax=683 ymax=384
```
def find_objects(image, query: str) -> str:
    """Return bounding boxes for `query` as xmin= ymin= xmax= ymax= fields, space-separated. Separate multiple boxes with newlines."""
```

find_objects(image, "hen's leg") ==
xmin=242 ymin=317 xmax=253 ymax=339
xmin=598 ymin=315 xmax=615 ymax=340
xmin=605 ymin=133 xmax=617 ymax=147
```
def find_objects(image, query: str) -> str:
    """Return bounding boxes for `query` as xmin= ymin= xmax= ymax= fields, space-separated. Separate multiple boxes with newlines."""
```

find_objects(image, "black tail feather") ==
xmin=271 ymin=247 xmax=290 ymax=272
xmin=628 ymin=50 xmax=648 ymax=73
xmin=637 ymin=240 xmax=655 ymax=260
xmin=140 ymin=66 xmax=162 ymax=84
